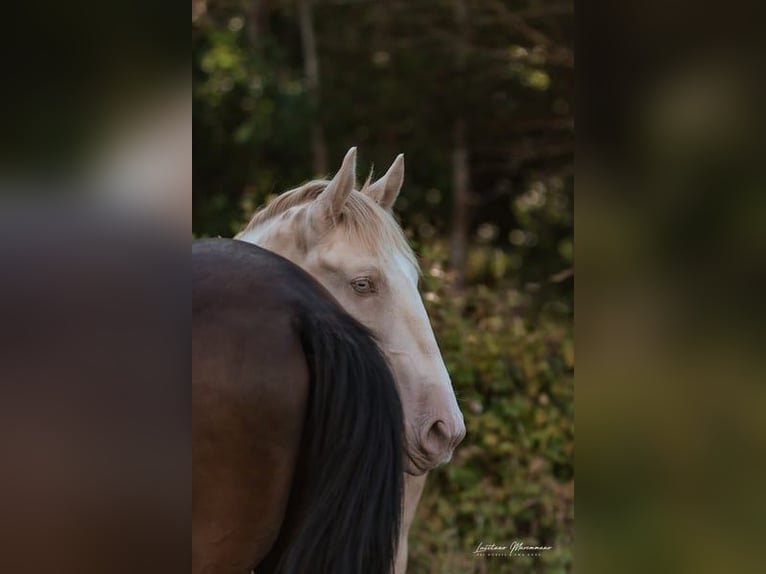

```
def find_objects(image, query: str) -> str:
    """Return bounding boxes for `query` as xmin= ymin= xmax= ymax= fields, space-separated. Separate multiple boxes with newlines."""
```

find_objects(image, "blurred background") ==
xmin=193 ymin=1 xmax=574 ymax=572
xmin=577 ymin=2 xmax=766 ymax=574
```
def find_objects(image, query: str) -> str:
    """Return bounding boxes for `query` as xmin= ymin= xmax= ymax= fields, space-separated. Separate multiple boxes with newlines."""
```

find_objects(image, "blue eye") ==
xmin=351 ymin=277 xmax=376 ymax=294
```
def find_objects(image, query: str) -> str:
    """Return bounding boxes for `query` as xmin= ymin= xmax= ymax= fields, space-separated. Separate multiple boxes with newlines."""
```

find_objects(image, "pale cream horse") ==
xmin=236 ymin=147 xmax=465 ymax=572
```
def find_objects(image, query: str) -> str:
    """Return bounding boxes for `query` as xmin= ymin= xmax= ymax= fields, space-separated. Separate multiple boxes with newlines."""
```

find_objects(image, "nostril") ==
xmin=421 ymin=420 xmax=450 ymax=456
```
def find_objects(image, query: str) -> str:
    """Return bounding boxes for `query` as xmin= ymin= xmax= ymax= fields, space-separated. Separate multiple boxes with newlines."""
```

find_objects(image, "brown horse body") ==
xmin=193 ymin=239 xmax=404 ymax=574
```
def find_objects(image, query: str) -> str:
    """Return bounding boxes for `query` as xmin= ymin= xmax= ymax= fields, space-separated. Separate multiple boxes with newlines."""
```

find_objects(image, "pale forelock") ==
xmin=239 ymin=180 xmax=420 ymax=273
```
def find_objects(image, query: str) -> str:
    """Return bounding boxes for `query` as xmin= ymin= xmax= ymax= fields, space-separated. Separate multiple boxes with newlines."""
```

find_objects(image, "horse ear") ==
xmin=364 ymin=154 xmax=404 ymax=210
xmin=315 ymin=147 xmax=357 ymax=225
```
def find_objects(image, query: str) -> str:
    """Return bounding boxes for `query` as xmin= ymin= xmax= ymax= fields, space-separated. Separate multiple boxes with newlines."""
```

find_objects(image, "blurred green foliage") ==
xmin=408 ymin=242 xmax=573 ymax=573
xmin=193 ymin=1 xmax=574 ymax=285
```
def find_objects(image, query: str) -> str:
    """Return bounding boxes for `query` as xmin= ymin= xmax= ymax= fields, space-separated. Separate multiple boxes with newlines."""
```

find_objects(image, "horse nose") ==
xmin=421 ymin=418 xmax=466 ymax=462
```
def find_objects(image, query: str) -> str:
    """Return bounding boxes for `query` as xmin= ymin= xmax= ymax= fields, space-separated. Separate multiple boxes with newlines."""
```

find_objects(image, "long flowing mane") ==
xmin=238 ymin=179 xmax=420 ymax=272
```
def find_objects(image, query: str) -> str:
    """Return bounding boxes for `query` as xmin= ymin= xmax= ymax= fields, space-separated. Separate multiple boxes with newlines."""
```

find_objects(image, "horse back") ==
xmin=192 ymin=239 xmax=309 ymax=573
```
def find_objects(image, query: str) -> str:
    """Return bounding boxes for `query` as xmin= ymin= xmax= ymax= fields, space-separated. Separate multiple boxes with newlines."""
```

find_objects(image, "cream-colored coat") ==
xmin=238 ymin=148 xmax=465 ymax=572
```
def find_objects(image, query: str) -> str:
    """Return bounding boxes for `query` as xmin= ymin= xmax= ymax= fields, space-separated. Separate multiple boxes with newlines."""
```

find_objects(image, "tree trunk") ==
xmin=449 ymin=0 xmax=470 ymax=288
xmin=297 ymin=0 xmax=328 ymax=175
xmin=450 ymin=120 xmax=470 ymax=288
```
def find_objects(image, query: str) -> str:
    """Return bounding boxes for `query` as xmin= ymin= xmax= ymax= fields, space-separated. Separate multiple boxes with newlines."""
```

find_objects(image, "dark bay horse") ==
xmin=193 ymin=239 xmax=404 ymax=574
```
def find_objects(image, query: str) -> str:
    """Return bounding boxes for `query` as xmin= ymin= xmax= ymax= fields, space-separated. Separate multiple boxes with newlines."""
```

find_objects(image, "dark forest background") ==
xmin=193 ymin=1 xmax=573 ymax=571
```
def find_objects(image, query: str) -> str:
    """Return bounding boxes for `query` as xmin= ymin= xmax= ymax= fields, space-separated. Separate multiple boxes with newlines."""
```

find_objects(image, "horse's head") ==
xmin=238 ymin=148 xmax=465 ymax=475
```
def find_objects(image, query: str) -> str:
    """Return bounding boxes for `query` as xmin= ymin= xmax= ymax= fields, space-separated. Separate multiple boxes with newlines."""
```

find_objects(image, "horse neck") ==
xmin=239 ymin=225 xmax=309 ymax=271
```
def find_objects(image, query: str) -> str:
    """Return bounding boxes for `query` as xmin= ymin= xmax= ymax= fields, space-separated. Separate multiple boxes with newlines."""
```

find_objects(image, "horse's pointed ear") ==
xmin=364 ymin=154 xmax=404 ymax=210
xmin=315 ymin=147 xmax=357 ymax=225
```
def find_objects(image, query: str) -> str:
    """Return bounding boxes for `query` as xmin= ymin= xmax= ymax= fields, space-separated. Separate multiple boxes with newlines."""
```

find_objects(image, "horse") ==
xmin=236 ymin=147 xmax=466 ymax=572
xmin=192 ymin=239 xmax=404 ymax=574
